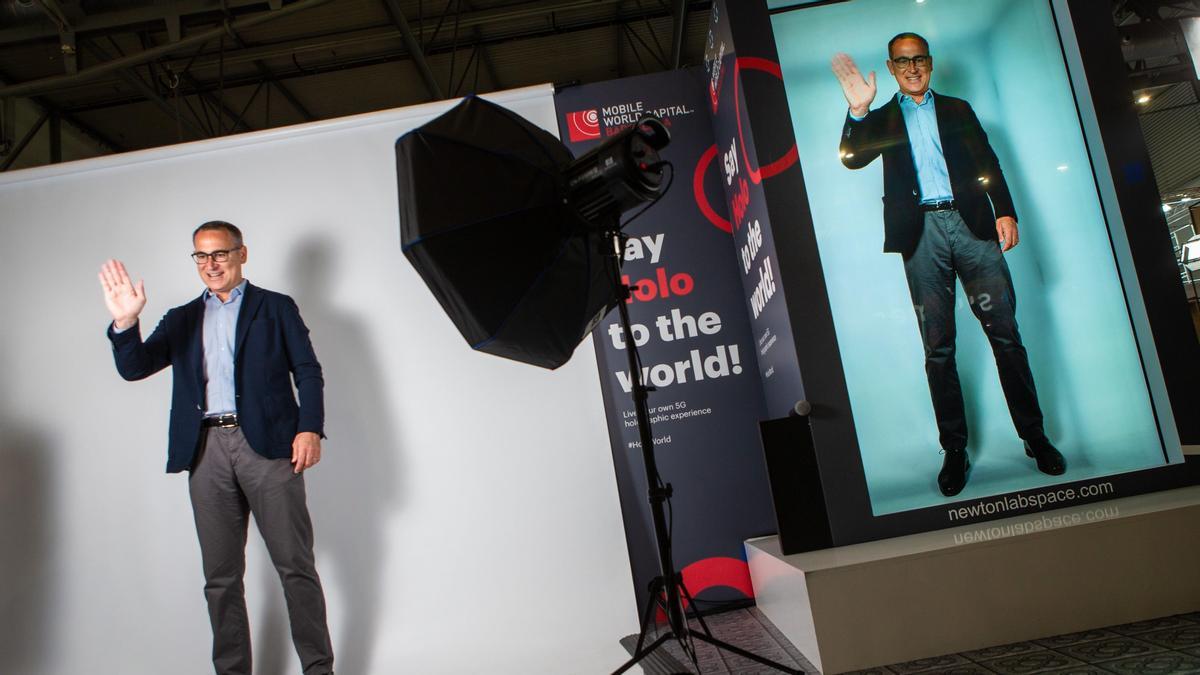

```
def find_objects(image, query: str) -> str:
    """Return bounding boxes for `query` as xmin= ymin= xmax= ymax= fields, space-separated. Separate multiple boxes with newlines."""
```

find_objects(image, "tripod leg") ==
xmin=631 ymin=577 xmax=665 ymax=656
xmin=690 ymin=631 xmax=805 ymax=674
xmin=677 ymin=579 xmax=716 ymax=638
xmin=614 ymin=576 xmax=705 ymax=675
xmin=659 ymin=576 xmax=706 ymax=670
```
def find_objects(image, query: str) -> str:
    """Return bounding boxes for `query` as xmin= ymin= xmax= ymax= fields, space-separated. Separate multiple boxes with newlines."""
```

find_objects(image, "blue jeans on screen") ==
xmin=902 ymin=209 xmax=1046 ymax=452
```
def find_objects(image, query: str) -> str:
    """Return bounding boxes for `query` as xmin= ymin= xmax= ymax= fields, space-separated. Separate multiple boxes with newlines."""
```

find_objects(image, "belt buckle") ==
xmin=207 ymin=414 xmax=238 ymax=428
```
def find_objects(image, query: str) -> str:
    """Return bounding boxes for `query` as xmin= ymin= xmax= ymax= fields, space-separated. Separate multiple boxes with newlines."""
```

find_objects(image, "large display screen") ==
xmin=770 ymin=0 xmax=1181 ymax=516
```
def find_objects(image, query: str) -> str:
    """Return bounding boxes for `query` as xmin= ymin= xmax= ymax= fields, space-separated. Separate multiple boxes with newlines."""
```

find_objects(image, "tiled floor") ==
xmin=856 ymin=612 xmax=1200 ymax=675
xmin=623 ymin=610 xmax=1200 ymax=674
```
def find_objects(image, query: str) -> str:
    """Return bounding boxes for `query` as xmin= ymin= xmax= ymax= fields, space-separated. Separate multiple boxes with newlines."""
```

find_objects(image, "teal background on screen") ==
xmin=770 ymin=0 xmax=1172 ymax=515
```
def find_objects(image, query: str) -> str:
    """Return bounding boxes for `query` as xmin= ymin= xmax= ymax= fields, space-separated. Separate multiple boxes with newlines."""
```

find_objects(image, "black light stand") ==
xmin=396 ymin=101 xmax=804 ymax=673
xmin=602 ymin=226 xmax=802 ymax=675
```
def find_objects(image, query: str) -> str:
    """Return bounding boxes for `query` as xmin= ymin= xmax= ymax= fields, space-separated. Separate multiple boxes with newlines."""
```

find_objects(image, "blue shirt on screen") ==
xmin=203 ymin=279 xmax=247 ymax=416
xmin=897 ymin=91 xmax=953 ymax=203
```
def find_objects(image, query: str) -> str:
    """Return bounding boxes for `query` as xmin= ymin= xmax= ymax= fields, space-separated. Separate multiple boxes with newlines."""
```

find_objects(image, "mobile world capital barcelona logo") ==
xmin=567 ymin=101 xmax=694 ymax=143
xmin=565 ymin=109 xmax=601 ymax=142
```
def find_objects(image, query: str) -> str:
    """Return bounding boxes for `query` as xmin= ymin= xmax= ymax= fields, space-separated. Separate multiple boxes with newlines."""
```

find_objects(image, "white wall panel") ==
xmin=0 ymin=85 xmax=640 ymax=675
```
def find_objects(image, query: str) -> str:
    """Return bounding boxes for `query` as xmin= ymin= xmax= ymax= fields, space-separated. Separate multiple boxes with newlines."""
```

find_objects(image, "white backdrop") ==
xmin=0 ymin=85 xmax=642 ymax=674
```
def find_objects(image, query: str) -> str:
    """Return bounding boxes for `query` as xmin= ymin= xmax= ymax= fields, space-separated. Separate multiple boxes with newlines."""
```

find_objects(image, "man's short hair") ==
xmin=193 ymin=220 xmax=244 ymax=248
xmin=888 ymin=32 xmax=930 ymax=58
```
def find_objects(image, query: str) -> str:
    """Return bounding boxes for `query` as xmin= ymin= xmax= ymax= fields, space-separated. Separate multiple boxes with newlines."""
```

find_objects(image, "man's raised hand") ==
xmin=98 ymin=259 xmax=146 ymax=330
xmin=831 ymin=52 xmax=877 ymax=118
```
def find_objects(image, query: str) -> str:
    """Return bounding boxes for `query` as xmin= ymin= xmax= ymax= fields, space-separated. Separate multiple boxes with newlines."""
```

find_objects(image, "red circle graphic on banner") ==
xmin=693 ymin=144 xmax=733 ymax=233
xmin=734 ymin=56 xmax=799 ymax=185
xmin=653 ymin=556 xmax=754 ymax=622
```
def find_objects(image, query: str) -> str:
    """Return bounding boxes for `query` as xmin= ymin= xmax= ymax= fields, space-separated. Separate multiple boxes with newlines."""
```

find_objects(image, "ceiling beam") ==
xmin=253 ymin=60 xmax=315 ymax=121
xmin=198 ymin=5 xmax=314 ymax=122
xmin=381 ymin=0 xmax=444 ymax=100
xmin=462 ymin=0 xmax=503 ymax=91
xmin=162 ymin=0 xmax=634 ymax=72
xmin=623 ymin=21 xmax=669 ymax=70
xmin=158 ymin=0 xmax=709 ymax=79
xmin=34 ymin=0 xmax=79 ymax=74
xmin=63 ymin=7 xmax=700 ymax=114
xmin=222 ymin=27 xmax=315 ymax=122
xmin=0 ymin=0 xmax=278 ymax=46
xmin=670 ymin=0 xmax=687 ymax=69
xmin=0 ymin=0 xmax=334 ymax=99
xmin=34 ymin=0 xmax=73 ymax=31
xmin=614 ymin=1 xmax=626 ymax=78
xmin=185 ymin=71 xmax=257 ymax=133
xmin=48 ymin=109 xmax=61 ymax=163
xmin=82 ymin=41 xmax=209 ymax=140
xmin=0 ymin=109 xmax=49 ymax=171
xmin=59 ymin=4 xmax=708 ymax=115
xmin=0 ymin=71 xmax=124 ymax=153
xmin=136 ymin=30 xmax=258 ymax=134
xmin=1129 ymin=61 xmax=1198 ymax=89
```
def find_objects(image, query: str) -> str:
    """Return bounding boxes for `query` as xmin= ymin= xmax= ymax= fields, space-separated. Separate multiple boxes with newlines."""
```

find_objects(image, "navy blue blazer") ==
xmin=840 ymin=92 xmax=1017 ymax=257
xmin=107 ymin=283 xmax=324 ymax=473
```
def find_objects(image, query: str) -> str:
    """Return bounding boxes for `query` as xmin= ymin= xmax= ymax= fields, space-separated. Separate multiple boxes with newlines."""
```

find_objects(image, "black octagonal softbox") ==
xmin=396 ymin=96 xmax=617 ymax=369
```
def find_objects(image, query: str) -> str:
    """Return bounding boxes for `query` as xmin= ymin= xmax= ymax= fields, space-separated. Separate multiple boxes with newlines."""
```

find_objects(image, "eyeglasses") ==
xmin=891 ymin=55 xmax=931 ymax=71
xmin=191 ymin=248 xmax=240 ymax=264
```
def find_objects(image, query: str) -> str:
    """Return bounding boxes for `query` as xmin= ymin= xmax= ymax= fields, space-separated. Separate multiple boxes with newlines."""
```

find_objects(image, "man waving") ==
xmin=833 ymin=33 xmax=1065 ymax=497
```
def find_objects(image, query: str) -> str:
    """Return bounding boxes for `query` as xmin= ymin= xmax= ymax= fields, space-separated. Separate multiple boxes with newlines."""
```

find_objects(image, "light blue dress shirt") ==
xmin=897 ymin=91 xmax=953 ymax=203
xmin=203 ymin=279 xmax=247 ymax=416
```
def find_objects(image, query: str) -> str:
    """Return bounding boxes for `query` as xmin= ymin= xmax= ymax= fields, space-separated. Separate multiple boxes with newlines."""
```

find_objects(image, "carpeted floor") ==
xmin=621 ymin=609 xmax=1200 ymax=674
xmin=619 ymin=607 xmax=811 ymax=674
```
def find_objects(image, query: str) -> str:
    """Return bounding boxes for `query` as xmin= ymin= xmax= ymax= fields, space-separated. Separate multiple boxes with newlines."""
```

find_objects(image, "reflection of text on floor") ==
xmin=953 ymin=503 xmax=1121 ymax=545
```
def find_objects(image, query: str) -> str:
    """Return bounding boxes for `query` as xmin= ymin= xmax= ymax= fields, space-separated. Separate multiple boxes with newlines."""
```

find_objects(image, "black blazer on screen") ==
xmin=840 ymin=91 xmax=1017 ymax=257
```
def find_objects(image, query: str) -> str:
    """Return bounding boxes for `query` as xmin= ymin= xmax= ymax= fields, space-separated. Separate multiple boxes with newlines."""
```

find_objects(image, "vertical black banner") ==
xmin=555 ymin=68 xmax=776 ymax=617
xmin=703 ymin=1 xmax=813 ymax=421
xmin=705 ymin=0 xmax=875 ymax=542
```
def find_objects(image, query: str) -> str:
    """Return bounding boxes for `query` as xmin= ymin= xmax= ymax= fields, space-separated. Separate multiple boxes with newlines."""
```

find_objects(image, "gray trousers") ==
xmin=189 ymin=426 xmax=334 ymax=675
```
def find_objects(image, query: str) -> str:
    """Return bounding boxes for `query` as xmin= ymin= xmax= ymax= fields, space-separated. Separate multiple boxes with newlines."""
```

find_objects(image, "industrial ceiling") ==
xmin=0 ymin=0 xmax=712 ymax=169
xmin=0 ymin=0 xmax=1195 ymax=200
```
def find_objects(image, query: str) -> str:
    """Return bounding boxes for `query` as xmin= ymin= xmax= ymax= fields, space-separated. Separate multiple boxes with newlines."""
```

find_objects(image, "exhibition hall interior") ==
xmin=2 ymin=0 xmax=1200 ymax=673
